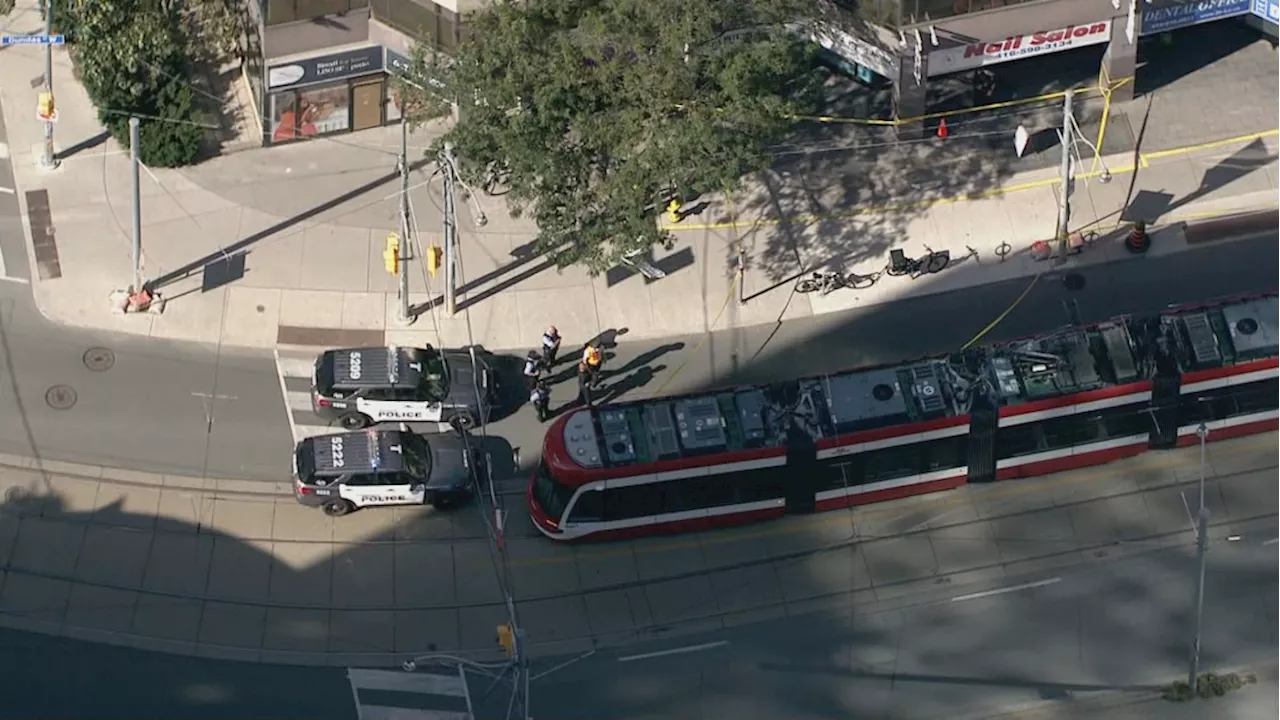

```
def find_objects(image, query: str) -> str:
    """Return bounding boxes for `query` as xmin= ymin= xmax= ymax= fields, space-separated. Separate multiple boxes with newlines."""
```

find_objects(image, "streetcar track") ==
xmin=0 ymin=464 xmax=1271 ymax=614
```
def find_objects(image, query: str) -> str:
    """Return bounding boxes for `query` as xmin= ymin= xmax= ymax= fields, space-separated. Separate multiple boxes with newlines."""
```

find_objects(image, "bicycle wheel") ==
xmin=796 ymin=278 xmax=821 ymax=293
xmin=924 ymin=254 xmax=951 ymax=274
xmin=844 ymin=272 xmax=877 ymax=289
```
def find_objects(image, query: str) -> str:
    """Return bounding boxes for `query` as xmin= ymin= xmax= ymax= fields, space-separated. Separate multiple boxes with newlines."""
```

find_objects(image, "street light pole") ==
xmin=39 ymin=0 xmax=58 ymax=170
xmin=1055 ymin=88 xmax=1074 ymax=256
xmin=129 ymin=116 xmax=142 ymax=293
xmin=1188 ymin=422 xmax=1210 ymax=694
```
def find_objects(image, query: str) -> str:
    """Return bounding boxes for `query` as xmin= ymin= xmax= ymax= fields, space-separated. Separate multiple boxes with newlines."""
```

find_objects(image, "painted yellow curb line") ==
xmin=663 ymin=128 xmax=1280 ymax=233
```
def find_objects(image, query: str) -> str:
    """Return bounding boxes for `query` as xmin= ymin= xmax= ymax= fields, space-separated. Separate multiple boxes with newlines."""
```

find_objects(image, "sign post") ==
xmin=1 ymin=26 xmax=70 ymax=171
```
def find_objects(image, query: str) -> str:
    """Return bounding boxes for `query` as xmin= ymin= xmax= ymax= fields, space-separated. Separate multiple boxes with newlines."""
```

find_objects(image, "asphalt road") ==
xmin=508 ymin=533 xmax=1279 ymax=720
xmin=0 ymin=230 xmax=1274 ymax=485
xmin=0 ymin=625 xmax=355 ymax=720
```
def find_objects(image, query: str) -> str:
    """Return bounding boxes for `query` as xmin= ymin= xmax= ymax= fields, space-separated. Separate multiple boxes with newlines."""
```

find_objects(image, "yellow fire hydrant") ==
xmin=667 ymin=199 xmax=682 ymax=224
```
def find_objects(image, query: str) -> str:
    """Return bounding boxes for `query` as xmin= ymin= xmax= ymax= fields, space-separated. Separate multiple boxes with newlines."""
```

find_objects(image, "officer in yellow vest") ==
xmin=582 ymin=343 xmax=603 ymax=388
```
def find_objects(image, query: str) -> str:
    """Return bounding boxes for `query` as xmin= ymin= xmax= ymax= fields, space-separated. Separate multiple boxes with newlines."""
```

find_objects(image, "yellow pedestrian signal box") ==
xmin=37 ymin=92 xmax=56 ymax=121
xmin=383 ymin=233 xmax=400 ymax=275
xmin=496 ymin=624 xmax=515 ymax=656
xmin=426 ymin=245 xmax=443 ymax=277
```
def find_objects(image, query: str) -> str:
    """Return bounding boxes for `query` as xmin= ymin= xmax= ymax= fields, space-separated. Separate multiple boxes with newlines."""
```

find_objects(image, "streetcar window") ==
xmin=994 ymin=424 xmax=1038 ymax=460
xmin=602 ymin=483 xmax=664 ymax=521
xmin=1232 ymin=378 xmax=1279 ymax=414
xmin=1178 ymin=378 xmax=1279 ymax=422
xmin=862 ymin=445 xmax=919 ymax=483
xmin=678 ymin=475 xmax=735 ymax=512
xmin=1038 ymin=415 xmax=1099 ymax=449
xmin=1096 ymin=404 xmax=1150 ymax=438
xmin=532 ymin=462 xmax=574 ymax=522
xmin=566 ymin=488 xmax=604 ymax=522
xmin=920 ymin=436 xmax=967 ymax=472
xmin=734 ymin=468 xmax=786 ymax=504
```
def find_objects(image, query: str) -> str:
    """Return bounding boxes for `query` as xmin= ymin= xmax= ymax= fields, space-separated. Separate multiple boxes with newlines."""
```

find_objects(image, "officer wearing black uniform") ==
xmin=523 ymin=350 xmax=544 ymax=390
xmin=530 ymin=381 xmax=551 ymax=421
xmin=542 ymin=326 xmax=562 ymax=367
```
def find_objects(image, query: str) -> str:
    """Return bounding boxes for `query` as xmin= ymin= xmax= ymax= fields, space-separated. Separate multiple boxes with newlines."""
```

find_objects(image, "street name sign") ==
xmin=1 ymin=34 xmax=65 ymax=46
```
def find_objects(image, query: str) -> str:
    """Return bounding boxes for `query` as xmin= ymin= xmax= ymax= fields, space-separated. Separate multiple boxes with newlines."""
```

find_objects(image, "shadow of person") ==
xmin=603 ymin=342 xmax=685 ymax=381
xmin=600 ymin=365 xmax=665 ymax=404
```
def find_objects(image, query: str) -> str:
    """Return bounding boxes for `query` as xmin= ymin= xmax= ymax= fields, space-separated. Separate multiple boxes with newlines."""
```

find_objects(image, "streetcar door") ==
xmin=784 ymin=426 xmax=817 ymax=514
xmin=966 ymin=395 xmax=998 ymax=484
xmin=1147 ymin=371 xmax=1181 ymax=449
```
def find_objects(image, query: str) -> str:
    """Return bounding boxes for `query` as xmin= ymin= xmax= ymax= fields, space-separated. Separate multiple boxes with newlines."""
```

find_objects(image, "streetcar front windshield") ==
xmin=531 ymin=461 xmax=573 ymax=522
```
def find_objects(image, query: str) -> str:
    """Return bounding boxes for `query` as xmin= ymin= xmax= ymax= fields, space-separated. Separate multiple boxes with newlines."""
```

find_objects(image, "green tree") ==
xmin=71 ymin=0 xmax=205 ymax=167
xmin=397 ymin=0 xmax=822 ymax=273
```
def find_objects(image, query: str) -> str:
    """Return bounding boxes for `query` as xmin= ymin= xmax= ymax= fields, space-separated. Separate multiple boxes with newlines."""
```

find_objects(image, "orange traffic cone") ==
xmin=937 ymin=117 xmax=949 ymax=139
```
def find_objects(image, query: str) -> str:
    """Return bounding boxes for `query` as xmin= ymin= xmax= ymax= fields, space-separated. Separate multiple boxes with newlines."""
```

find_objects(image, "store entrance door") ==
xmin=352 ymin=79 xmax=383 ymax=131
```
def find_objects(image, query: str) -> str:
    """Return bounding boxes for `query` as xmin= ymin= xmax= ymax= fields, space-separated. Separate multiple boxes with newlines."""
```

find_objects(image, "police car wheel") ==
xmin=322 ymin=499 xmax=354 ymax=517
xmin=450 ymin=412 xmax=475 ymax=430
xmin=339 ymin=412 xmax=370 ymax=430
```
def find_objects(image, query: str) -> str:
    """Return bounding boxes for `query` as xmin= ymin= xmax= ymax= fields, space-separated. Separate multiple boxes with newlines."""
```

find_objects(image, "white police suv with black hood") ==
xmin=311 ymin=345 xmax=495 ymax=430
xmin=292 ymin=425 xmax=483 ymax=515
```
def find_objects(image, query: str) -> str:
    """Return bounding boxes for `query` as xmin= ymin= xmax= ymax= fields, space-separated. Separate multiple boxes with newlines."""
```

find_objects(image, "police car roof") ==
xmin=306 ymin=429 xmax=408 ymax=476
xmin=324 ymin=346 xmax=435 ymax=389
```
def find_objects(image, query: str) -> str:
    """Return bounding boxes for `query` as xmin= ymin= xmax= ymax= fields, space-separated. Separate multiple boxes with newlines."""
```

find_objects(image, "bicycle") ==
xmin=795 ymin=270 xmax=879 ymax=294
xmin=886 ymin=245 xmax=978 ymax=279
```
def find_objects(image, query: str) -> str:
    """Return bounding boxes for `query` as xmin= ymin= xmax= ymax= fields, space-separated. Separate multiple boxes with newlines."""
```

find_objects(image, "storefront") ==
xmin=926 ymin=20 xmax=1114 ymax=77
xmin=265 ymin=45 xmax=388 ymax=145
xmin=1141 ymin=0 xmax=1252 ymax=35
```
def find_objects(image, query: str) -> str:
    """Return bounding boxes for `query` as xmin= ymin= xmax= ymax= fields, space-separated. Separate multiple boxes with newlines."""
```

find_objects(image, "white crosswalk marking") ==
xmin=348 ymin=667 xmax=475 ymax=720
xmin=274 ymin=348 xmax=339 ymax=442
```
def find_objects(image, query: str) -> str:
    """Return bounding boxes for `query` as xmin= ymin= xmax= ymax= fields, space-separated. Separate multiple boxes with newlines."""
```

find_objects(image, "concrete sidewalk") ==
xmin=0 ymin=0 xmax=1276 ymax=355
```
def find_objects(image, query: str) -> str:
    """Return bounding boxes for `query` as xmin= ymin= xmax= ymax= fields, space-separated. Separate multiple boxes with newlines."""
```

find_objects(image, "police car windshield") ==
xmin=402 ymin=432 xmax=433 ymax=478
xmin=411 ymin=348 xmax=449 ymax=401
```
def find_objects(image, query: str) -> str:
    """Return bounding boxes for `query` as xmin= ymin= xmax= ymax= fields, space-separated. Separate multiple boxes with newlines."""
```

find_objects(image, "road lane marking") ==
xmin=1264 ymin=538 xmax=1279 ymax=546
xmin=617 ymin=640 xmax=729 ymax=663
xmin=0 ymin=275 xmax=30 ymax=284
xmin=0 ymin=186 xmax=14 ymax=194
xmin=276 ymin=354 xmax=317 ymax=379
xmin=286 ymin=389 xmax=313 ymax=412
xmin=951 ymin=577 xmax=1061 ymax=603
xmin=272 ymin=349 xmax=300 ymax=444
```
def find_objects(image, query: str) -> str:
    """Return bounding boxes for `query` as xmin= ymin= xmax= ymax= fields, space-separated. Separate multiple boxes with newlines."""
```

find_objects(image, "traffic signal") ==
xmin=37 ymin=92 xmax=55 ymax=121
xmin=383 ymin=233 xmax=400 ymax=274
xmin=426 ymin=245 xmax=443 ymax=277
xmin=496 ymin=624 xmax=515 ymax=657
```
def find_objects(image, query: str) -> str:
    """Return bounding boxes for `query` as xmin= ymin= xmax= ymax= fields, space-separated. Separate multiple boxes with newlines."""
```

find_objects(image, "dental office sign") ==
xmin=1142 ymin=0 xmax=1251 ymax=35
xmin=927 ymin=21 xmax=1112 ymax=77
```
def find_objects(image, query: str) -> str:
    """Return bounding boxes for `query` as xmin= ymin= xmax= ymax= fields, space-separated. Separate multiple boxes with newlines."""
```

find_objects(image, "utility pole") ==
xmin=1055 ymin=88 xmax=1074 ymax=257
xmin=39 ymin=0 xmax=58 ymax=170
xmin=440 ymin=142 xmax=459 ymax=316
xmin=396 ymin=116 xmax=414 ymax=325
xmin=1187 ymin=502 xmax=1208 ymax=691
xmin=130 ymin=116 xmax=142 ymax=293
xmin=1188 ymin=422 xmax=1210 ymax=694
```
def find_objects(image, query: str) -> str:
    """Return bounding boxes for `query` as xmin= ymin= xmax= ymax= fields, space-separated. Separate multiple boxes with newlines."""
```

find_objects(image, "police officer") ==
xmin=542 ymin=326 xmax=562 ymax=367
xmin=530 ymin=380 xmax=551 ymax=421
xmin=523 ymin=350 xmax=544 ymax=390
xmin=582 ymin=343 xmax=603 ymax=388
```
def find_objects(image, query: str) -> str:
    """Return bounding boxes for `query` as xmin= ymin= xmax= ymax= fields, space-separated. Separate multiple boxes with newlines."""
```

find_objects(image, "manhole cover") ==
xmin=46 ymin=385 xmax=77 ymax=410
xmin=83 ymin=347 xmax=115 ymax=371
xmin=1062 ymin=273 xmax=1086 ymax=292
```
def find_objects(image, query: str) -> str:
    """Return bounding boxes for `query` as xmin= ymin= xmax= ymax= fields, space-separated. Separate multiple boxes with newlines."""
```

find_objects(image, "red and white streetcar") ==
xmin=529 ymin=294 xmax=1279 ymax=541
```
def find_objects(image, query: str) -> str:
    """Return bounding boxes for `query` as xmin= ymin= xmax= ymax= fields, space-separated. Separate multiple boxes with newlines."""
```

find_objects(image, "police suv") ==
xmin=292 ymin=425 xmax=482 ymax=516
xmin=312 ymin=345 xmax=495 ymax=430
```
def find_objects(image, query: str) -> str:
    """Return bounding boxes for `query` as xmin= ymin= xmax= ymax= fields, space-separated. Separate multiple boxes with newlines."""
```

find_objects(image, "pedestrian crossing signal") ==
xmin=426 ymin=245 xmax=442 ymax=277
xmin=383 ymin=233 xmax=400 ymax=274
xmin=37 ymin=92 xmax=56 ymax=122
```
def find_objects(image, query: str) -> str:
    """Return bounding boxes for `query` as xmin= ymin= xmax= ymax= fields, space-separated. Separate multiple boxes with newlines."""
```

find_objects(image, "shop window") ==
xmin=297 ymin=83 xmax=351 ymax=135
xmin=269 ymin=91 xmax=299 ymax=143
